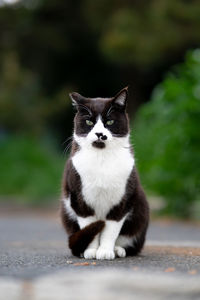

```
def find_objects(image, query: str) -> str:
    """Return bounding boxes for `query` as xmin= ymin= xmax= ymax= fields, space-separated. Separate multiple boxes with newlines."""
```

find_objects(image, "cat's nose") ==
xmin=101 ymin=135 xmax=107 ymax=140
xmin=95 ymin=132 xmax=103 ymax=138
xmin=95 ymin=132 xmax=107 ymax=140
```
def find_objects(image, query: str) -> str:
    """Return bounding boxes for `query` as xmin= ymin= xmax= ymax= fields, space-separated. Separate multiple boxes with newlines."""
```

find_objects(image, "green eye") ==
xmin=106 ymin=120 xmax=114 ymax=125
xmin=86 ymin=120 xmax=93 ymax=126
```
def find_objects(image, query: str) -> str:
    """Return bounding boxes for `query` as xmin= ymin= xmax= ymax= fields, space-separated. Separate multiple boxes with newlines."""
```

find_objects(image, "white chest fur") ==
xmin=72 ymin=141 xmax=134 ymax=219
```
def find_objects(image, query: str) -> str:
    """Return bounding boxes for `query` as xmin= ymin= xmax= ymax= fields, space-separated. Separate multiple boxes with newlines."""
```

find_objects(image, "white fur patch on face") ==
xmin=74 ymin=115 xmax=130 ymax=152
xmin=87 ymin=117 xmax=112 ymax=145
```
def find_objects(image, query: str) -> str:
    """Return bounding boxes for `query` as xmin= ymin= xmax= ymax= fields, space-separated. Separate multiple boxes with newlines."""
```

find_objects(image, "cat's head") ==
xmin=70 ymin=87 xmax=129 ymax=150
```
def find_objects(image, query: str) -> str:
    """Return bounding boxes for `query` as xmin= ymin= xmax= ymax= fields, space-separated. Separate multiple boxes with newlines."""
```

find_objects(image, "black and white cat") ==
xmin=61 ymin=87 xmax=149 ymax=260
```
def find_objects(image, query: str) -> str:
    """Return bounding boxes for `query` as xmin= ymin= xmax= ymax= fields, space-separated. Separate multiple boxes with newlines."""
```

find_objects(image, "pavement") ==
xmin=0 ymin=210 xmax=200 ymax=299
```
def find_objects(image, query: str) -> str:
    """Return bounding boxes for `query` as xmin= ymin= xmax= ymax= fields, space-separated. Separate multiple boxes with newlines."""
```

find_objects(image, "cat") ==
xmin=61 ymin=87 xmax=149 ymax=260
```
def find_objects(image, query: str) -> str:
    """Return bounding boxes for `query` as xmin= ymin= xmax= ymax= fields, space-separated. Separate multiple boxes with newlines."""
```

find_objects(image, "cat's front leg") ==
xmin=78 ymin=216 xmax=99 ymax=259
xmin=96 ymin=217 xmax=125 ymax=260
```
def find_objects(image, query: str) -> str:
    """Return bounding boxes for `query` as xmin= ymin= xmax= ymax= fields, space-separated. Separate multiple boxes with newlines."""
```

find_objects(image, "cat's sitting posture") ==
xmin=61 ymin=87 xmax=149 ymax=260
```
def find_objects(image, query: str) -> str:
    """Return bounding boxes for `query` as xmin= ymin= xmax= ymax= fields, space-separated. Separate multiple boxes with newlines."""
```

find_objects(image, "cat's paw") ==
xmin=114 ymin=246 xmax=126 ymax=258
xmin=84 ymin=248 xmax=97 ymax=259
xmin=96 ymin=247 xmax=115 ymax=260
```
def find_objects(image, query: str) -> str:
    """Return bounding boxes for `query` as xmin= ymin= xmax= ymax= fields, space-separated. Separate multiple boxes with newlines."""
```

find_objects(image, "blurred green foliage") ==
xmin=1 ymin=0 xmax=200 ymax=140
xmin=1 ymin=0 xmax=200 ymax=213
xmin=0 ymin=135 xmax=64 ymax=205
xmin=132 ymin=49 xmax=200 ymax=218
xmin=0 ymin=52 xmax=72 ymax=139
xmin=85 ymin=0 xmax=200 ymax=67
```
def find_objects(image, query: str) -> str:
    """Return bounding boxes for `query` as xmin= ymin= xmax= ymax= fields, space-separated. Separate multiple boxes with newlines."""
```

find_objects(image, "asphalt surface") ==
xmin=0 ymin=212 xmax=200 ymax=299
xmin=0 ymin=213 xmax=200 ymax=278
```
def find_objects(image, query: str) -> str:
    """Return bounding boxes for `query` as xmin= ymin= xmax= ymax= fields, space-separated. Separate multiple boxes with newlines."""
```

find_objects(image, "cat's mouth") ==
xmin=92 ymin=140 xmax=106 ymax=149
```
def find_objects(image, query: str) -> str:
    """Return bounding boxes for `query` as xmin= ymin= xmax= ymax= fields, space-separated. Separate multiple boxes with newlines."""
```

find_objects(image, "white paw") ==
xmin=96 ymin=247 xmax=115 ymax=260
xmin=84 ymin=248 xmax=97 ymax=259
xmin=114 ymin=246 xmax=126 ymax=258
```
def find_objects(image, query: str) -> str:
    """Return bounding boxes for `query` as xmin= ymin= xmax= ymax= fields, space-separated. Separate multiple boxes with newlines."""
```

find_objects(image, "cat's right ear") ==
xmin=69 ymin=92 xmax=86 ymax=107
xmin=69 ymin=92 xmax=92 ymax=115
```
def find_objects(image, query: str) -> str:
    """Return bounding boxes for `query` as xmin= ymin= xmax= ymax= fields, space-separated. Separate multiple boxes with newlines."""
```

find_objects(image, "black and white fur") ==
xmin=61 ymin=87 xmax=149 ymax=260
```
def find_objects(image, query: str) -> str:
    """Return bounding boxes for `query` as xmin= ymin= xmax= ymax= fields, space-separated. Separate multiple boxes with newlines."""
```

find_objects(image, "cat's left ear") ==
xmin=112 ymin=87 xmax=128 ymax=110
xmin=69 ymin=92 xmax=86 ymax=107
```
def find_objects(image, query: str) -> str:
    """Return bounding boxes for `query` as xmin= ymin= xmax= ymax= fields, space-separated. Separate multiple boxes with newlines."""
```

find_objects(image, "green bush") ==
xmin=0 ymin=135 xmax=64 ymax=205
xmin=132 ymin=49 xmax=200 ymax=218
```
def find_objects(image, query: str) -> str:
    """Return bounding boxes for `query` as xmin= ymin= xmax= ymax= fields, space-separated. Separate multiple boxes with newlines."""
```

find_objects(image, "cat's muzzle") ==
xmin=92 ymin=138 xmax=106 ymax=149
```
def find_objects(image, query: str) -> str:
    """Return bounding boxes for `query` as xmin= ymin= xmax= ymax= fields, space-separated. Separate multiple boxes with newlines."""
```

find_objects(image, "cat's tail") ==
xmin=69 ymin=220 xmax=105 ymax=257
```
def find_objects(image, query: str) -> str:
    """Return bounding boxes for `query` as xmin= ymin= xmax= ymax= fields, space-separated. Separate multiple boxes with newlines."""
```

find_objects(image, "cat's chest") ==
xmin=72 ymin=148 xmax=134 ymax=218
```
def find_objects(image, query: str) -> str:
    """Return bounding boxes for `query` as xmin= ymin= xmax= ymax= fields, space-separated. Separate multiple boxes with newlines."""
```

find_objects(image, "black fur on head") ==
xmin=69 ymin=87 xmax=129 ymax=138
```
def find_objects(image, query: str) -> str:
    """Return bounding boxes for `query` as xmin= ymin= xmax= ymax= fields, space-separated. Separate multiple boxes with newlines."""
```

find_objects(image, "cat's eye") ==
xmin=86 ymin=120 xmax=94 ymax=126
xmin=106 ymin=120 xmax=114 ymax=126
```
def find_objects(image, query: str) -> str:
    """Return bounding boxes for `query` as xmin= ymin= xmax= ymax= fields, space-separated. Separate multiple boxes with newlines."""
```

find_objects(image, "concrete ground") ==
xmin=0 ymin=211 xmax=200 ymax=299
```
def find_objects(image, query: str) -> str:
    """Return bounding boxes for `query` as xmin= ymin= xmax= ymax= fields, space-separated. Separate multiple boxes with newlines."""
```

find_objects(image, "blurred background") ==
xmin=0 ymin=0 xmax=200 ymax=219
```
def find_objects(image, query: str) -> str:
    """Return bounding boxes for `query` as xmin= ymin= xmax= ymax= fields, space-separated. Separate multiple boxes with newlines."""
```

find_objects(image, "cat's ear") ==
xmin=69 ymin=92 xmax=86 ymax=107
xmin=112 ymin=87 xmax=128 ymax=109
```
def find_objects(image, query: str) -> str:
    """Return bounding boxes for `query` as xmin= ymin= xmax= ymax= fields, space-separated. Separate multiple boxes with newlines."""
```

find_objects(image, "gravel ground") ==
xmin=0 ymin=213 xmax=200 ymax=299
